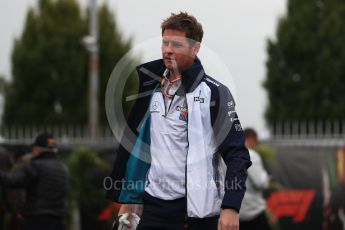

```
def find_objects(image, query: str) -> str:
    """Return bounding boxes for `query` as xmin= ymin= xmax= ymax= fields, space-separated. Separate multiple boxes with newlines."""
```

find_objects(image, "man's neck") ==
xmin=169 ymin=74 xmax=181 ymax=82
xmin=167 ymin=70 xmax=182 ymax=82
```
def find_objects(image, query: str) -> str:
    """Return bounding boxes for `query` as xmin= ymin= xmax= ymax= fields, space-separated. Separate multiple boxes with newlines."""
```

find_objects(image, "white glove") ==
xmin=112 ymin=212 xmax=140 ymax=230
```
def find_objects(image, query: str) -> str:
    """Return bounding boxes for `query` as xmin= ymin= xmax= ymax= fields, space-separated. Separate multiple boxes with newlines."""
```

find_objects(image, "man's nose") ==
xmin=163 ymin=43 xmax=173 ymax=54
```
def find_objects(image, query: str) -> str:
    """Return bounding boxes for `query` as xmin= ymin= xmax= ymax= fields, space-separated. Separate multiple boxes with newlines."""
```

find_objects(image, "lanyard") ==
xmin=160 ymin=71 xmax=182 ymax=98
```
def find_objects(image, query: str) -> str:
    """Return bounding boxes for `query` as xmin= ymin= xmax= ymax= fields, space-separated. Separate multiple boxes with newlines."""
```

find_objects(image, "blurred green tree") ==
xmin=263 ymin=0 xmax=345 ymax=123
xmin=97 ymin=4 xmax=137 ymax=124
xmin=0 ymin=76 xmax=7 ymax=97
xmin=65 ymin=147 xmax=112 ymax=229
xmin=3 ymin=0 xmax=136 ymax=126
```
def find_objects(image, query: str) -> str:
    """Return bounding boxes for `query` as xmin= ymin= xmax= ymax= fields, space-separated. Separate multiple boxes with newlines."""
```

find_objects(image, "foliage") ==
xmin=3 ymin=0 xmax=137 ymax=126
xmin=256 ymin=143 xmax=277 ymax=175
xmin=64 ymin=147 xmax=111 ymax=229
xmin=264 ymin=0 xmax=345 ymax=123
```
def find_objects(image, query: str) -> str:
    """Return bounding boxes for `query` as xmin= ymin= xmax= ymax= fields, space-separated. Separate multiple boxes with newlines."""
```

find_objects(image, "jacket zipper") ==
xmin=162 ymin=94 xmax=176 ymax=117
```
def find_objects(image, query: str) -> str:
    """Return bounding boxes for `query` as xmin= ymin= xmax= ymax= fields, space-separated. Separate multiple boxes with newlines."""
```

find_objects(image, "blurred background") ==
xmin=0 ymin=0 xmax=345 ymax=229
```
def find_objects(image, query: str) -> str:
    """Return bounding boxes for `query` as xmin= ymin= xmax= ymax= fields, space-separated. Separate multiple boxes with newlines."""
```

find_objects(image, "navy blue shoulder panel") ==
xmin=203 ymin=75 xmax=252 ymax=212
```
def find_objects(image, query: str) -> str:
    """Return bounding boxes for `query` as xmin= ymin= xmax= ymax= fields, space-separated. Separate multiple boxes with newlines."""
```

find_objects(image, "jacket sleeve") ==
xmin=212 ymin=85 xmax=252 ymax=212
xmin=0 ymin=164 xmax=37 ymax=188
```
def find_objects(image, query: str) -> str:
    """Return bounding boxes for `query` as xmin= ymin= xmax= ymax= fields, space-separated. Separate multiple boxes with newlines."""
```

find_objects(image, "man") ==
xmin=107 ymin=12 xmax=251 ymax=230
xmin=3 ymin=150 xmax=35 ymax=229
xmin=0 ymin=147 xmax=12 ymax=229
xmin=240 ymin=128 xmax=271 ymax=230
xmin=0 ymin=133 xmax=69 ymax=230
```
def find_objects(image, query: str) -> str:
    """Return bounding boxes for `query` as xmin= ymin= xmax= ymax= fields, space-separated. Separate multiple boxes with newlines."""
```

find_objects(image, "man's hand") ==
xmin=118 ymin=204 xmax=134 ymax=228
xmin=114 ymin=204 xmax=142 ymax=230
xmin=219 ymin=209 xmax=239 ymax=230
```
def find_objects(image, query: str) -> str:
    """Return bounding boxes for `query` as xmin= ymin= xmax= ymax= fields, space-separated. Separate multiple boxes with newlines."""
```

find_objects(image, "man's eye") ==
xmin=162 ymin=41 xmax=169 ymax=46
xmin=172 ymin=42 xmax=183 ymax=48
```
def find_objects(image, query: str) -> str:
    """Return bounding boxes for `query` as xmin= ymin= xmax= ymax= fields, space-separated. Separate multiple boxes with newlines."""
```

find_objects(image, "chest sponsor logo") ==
xmin=151 ymin=101 xmax=160 ymax=113
xmin=194 ymin=97 xmax=204 ymax=103
xmin=176 ymin=105 xmax=188 ymax=122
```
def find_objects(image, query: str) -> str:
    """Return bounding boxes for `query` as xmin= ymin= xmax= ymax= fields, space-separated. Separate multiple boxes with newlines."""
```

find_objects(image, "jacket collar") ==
xmin=180 ymin=57 xmax=205 ymax=93
xmin=137 ymin=58 xmax=205 ymax=93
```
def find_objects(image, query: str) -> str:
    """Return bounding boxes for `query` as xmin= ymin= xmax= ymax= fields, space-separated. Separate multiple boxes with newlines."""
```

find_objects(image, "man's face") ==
xmin=245 ymin=137 xmax=258 ymax=149
xmin=162 ymin=29 xmax=200 ymax=74
xmin=32 ymin=146 xmax=40 ymax=157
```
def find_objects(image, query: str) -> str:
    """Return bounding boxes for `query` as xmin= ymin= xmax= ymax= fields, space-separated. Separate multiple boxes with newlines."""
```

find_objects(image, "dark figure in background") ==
xmin=0 ymin=133 xmax=69 ymax=230
xmin=0 ymin=147 xmax=12 ymax=229
xmin=1 ymin=148 xmax=34 ymax=230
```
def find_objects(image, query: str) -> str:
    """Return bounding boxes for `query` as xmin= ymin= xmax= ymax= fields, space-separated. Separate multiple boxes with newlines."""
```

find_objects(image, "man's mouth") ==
xmin=164 ymin=57 xmax=175 ymax=62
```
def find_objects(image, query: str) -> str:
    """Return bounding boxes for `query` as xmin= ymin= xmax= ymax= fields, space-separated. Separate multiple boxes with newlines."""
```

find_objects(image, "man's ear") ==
xmin=192 ymin=42 xmax=201 ymax=56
